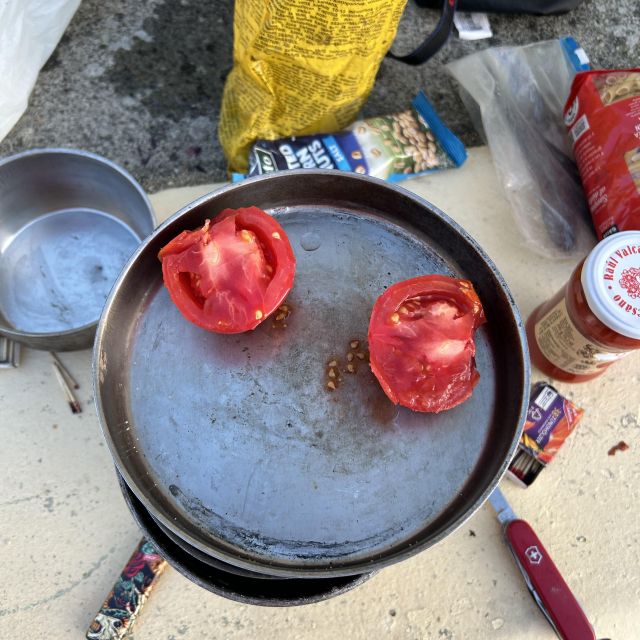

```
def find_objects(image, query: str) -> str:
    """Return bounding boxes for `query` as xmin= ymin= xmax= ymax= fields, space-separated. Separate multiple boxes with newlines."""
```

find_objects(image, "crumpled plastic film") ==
xmin=447 ymin=39 xmax=596 ymax=260
xmin=219 ymin=0 xmax=408 ymax=173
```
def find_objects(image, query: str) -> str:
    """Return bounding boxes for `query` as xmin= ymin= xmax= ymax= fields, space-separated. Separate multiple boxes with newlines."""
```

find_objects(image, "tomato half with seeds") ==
xmin=368 ymin=275 xmax=486 ymax=413
xmin=158 ymin=206 xmax=295 ymax=333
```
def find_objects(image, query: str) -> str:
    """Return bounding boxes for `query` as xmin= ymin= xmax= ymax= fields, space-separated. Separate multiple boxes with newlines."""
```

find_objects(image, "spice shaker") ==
xmin=526 ymin=231 xmax=640 ymax=382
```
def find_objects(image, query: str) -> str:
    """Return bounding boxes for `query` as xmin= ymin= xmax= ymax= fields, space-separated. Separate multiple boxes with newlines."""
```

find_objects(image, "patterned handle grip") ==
xmin=86 ymin=538 xmax=167 ymax=639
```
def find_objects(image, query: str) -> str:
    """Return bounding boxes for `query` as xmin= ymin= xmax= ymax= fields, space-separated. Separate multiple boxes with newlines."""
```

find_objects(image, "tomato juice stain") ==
xmin=370 ymin=389 xmax=399 ymax=426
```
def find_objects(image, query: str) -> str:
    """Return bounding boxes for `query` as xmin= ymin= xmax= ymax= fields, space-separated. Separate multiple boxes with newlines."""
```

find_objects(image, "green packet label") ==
xmin=237 ymin=91 xmax=466 ymax=183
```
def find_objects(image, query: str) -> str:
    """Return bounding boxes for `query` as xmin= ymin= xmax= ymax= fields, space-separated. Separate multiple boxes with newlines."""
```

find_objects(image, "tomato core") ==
xmin=158 ymin=207 xmax=296 ymax=333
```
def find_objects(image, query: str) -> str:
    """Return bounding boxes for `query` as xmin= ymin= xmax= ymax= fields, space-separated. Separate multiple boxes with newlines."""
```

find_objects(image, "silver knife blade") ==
xmin=488 ymin=486 xmax=517 ymax=527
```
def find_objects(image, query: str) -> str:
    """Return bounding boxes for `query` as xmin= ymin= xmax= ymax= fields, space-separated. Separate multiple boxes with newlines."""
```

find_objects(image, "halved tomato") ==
xmin=158 ymin=206 xmax=295 ymax=333
xmin=368 ymin=275 xmax=486 ymax=413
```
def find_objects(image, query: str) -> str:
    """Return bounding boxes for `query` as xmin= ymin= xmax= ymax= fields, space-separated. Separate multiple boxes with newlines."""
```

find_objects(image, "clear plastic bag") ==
xmin=447 ymin=38 xmax=596 ymax=260
xmin=0 ymin=0 xmax=81 ymax=143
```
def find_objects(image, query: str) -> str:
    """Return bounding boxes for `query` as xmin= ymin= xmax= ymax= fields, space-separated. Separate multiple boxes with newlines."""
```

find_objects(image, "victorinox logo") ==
xmin=525 ymin=546 xmax=543 ymax=565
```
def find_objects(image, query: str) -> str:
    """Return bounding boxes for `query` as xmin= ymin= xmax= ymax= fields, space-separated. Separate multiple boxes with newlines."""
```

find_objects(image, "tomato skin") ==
xmin=368 ymin=275 xmax=485 ymax=413
xmin=158 ymin=207 xmax=295 ymax=333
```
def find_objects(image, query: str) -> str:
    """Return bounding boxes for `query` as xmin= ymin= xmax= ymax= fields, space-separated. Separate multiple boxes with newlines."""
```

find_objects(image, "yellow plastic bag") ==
xmin=219 ymin=0 xmax=408 ymax=173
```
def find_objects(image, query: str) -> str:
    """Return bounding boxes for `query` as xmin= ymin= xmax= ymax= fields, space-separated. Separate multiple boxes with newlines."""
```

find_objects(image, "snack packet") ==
xmin=564 ymin=69 xmax=640 ymax=239
xmin=237 ymin=92 xmax=466 ymax=182
xmin=219 ymin=0 xmax=407 ymax=173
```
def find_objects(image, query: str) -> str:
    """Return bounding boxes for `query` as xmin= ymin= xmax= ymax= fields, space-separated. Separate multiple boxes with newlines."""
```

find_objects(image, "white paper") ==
xmin=453 ymin=12 xmax=492 ymax=41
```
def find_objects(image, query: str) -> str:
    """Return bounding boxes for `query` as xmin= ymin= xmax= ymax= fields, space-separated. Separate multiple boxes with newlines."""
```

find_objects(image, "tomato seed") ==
xmin=347 ymin=363 xmax=355 ymax=373
xmin=356 ymin=352 xmax=366 ymax=360
xmin=350 ymin=340 xmax=360 ymax=349
xmin=240 ymin=229 xmax=253 ymax=242
xmin=327 ymin=381 xmax=337 ymax=391
xmin=328 ymin=359 xmax=338 ymax=368
xmin=390 ymin=313 xmax=400 ymax=324
xmin=255 ymin=310 xmax=263 ymax=320
xmin=347 ymin=352 xmax=354 ymax=362
xmin=275 ymin=313 xmax=285 ymax=321
xmin=272 ymin=232 xmax=281 ymax=240
xmin=328 ymin=368 xmax=336 ymax=379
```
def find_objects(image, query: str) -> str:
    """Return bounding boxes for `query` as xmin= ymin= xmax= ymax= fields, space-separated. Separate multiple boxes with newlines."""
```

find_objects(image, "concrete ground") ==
xmin=0 ymin=0 xmax=637 ymax=192
xmin=3 ymin=152 xmax=640 ymax=639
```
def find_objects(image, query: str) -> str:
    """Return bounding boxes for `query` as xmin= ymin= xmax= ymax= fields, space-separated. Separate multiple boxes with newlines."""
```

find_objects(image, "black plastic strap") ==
xmin=414 ymin=0 xmax=581 ymax=14
xmin=387 ymin=0 xmax=458 ymax=66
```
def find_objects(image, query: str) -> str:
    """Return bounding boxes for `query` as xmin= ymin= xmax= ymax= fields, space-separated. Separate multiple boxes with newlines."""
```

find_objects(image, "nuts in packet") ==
xmin=564 ymin=69 xmax=640 ymax=239
xmin=235 ymin=92 xmax=467 ymax=182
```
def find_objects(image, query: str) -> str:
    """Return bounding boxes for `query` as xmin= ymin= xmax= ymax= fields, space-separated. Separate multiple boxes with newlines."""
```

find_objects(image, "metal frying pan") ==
xmin=94 ymin=171 xmax=529 ymax=578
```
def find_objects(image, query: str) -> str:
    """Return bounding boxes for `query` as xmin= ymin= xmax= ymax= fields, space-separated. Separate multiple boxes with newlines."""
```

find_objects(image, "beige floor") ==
xmin=1 ymin=147 xmax=637 ymax=639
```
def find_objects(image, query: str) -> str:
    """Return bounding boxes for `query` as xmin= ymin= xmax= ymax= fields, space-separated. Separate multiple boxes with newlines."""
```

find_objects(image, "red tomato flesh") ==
xmin=158 ymin=206 xmax=295 ymax=333
xmin=368 ymin=275 xmax=486 ymax=413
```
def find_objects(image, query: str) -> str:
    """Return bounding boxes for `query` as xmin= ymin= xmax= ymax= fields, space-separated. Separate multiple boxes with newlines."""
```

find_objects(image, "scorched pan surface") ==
xmin=95 ymin=171 xmax=529 ymax=577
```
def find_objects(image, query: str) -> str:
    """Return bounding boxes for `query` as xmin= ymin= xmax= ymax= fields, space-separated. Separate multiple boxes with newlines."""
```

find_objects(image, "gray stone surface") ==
xmin=0 ymin=0 xmax=637 ymax=192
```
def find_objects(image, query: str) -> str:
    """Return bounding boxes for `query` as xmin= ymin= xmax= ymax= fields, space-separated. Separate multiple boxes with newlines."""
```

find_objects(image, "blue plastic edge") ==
xmin=560 ymin=36 xmax=590 ymax=72
xmin=412 ymin=90 xmax=467 ymax=168
xmin=322 ymin=135 xmax=352 ymax=172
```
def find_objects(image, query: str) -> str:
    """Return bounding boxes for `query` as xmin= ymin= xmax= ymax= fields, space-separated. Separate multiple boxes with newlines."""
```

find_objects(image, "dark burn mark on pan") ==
xmin=166 ymin=483 xmax=427 ymax=559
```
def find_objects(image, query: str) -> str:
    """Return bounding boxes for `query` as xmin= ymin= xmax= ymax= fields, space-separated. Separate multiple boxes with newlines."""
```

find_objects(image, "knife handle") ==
xmin=505 ymin=519 xmax=595 ymax=640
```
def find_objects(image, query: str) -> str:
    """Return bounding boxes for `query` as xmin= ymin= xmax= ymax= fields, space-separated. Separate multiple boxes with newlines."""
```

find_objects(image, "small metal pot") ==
xmin=0 ymin=148 xmax=155 ymax=351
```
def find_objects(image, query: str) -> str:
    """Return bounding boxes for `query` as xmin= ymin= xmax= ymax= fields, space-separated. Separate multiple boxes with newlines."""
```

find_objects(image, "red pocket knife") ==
xmin=488 ymin=487 xmax=596 ymax=640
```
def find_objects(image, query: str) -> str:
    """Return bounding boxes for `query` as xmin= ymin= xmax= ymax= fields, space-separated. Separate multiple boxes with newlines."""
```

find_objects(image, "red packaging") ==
xmin=564 ymin=69 xmax=640 ymax=239
xmin=507 ymin=383 xmax=584 ymax=487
